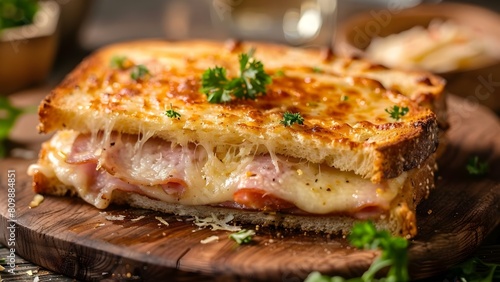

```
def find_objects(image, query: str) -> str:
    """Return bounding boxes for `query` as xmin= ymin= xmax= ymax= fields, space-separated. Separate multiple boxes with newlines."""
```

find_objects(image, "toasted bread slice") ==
xmin=37 ymin=40 xmax=443 ymax=182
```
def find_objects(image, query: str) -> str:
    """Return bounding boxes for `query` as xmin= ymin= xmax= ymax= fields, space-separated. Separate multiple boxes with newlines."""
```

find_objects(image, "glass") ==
xmin=209 ymin=0 xmax=338 ymax=47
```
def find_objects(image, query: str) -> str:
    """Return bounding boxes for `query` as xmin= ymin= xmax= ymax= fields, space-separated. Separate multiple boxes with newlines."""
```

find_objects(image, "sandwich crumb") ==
xmin=193 ymin=213 xmax=241 ymax=232
xmin=155 ymin=216 xmax=169 ymax=226
xmin=29 ymin=194 xmax=44 ymax=208
xmin=200 ymin=235 xmax=220 ymax=244
xmin=105 ymin=214 xmax=125 ymax=221
xmin=130 ymin=215 xmax=145 ymax=222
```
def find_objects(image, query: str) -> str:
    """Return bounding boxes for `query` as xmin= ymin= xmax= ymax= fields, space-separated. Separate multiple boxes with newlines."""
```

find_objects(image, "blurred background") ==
xmin=1 ymin=0 xmax=499 ymax=88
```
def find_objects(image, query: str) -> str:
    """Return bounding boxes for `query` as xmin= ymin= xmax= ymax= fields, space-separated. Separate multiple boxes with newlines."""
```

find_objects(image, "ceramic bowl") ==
xmin=334 ymin=3 xmax=500 ymax=112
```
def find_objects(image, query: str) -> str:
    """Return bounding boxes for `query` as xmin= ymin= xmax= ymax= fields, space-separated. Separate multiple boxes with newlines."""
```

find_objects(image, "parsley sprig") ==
xmin=229 ymin=229 xmax=255 ymax=244
xmin=385 ymin=105 xmax=409 ymax=121
xmin=131 ymin=65 xmax=150 ymax=81
xmin=305 ymin=221 xmax=409 ymax=282
xmin=281 ymin=112 xmax=304 ymax=127
xmin=200 ymin=49 xmax=272 ymax=103
xmin=0 ymin=96 xmax=37 ymax=158
xmin=448 ymin=256 xmax=500 ymax=282
xmin=466 ymin=156 xmax=489 ymax=176
xmin=165 ymin=104 xmax=181 ymax=119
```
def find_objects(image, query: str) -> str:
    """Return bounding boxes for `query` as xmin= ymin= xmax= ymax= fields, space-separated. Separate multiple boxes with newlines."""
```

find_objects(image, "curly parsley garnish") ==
xmin=281 ymin=112 xmax=304 ymax=127
xmin=131 ymin=65 xmax=150 ymax=81
xmin=305 ymin=221 xmax=409 ymax=282
xmin=165 ymin=104 xmax=181 ymax=119
xmin=385 ymin=105 xmax=409 ymax=121
xmin=200 ymin=48 xmax=272 ymax=103
xmin=466 ymin=156 xmax=489 ymax=176
xmin=229 ymin=229 xmax=255 ymax=244
xmin=201 ymin=66 xmax=232 ymax=103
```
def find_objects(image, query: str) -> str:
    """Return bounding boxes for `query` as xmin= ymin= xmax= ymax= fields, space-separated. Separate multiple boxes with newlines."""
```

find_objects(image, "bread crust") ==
xmin=37 ymin=40 xmax=444 ymax=182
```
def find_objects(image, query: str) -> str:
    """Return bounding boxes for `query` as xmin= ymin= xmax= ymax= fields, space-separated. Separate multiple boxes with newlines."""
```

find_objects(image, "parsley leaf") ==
xmin=350 ymin=221 xmax=409 ymax=281
xmin=312 ymin=66 xmax=323 ymax=73
xmin=448 ymin=256 xmax=500 ymax=282
xmin=274 ymin=69 xmax=285 ymax=77
xmin=341 ymin=95 xmax=349 ymax=102
xmin=305 ymin=221 xmax=409 ymax=282
xmin=165 ymin=104 xmax=181 ymax=119
xmin=200 ymin=66 xmax=232 ymax=103
xmin=110 ymin=55 xmax=128 ymax=69
xmin=0 ymin=96 xmax=36 ymax=158
xmin=131 ymin=65 xmax=150 ymax=80
xmin=385 ymin=105 xmax=409 ymax=121
xmin=229 ymin=229 xmax=255 ymax=244
xmin=466 ymin=156 xmax=489 ymax=176
xmin=281 ymin=112 xmax=304 ymax=127
xmin=200 ymin=49 xmax=271 ymax=103
xmin=0 ymin=0 xmax=39 ymax=30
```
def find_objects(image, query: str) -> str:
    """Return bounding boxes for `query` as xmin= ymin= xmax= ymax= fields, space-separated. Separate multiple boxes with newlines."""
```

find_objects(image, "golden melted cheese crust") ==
xmin=38 ymin=40 xmax=444 ymax=182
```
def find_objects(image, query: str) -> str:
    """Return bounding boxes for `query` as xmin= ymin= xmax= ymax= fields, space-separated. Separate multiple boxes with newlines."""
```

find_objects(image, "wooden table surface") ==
xmin=1 ymin=1 xmax=500 ymax=281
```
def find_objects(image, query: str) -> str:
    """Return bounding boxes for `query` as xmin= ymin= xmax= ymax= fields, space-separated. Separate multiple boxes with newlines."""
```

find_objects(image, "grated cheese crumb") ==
xmin=105 ymin=215 xmax=125 ymax=221
xmin=33 ymin=276 xmax=39 ymax=282
xmin=200 ymin=235 xmax=220 ymax=244
xmin=155 ymin=216 xmax=169 ymax=226
xmin=130 ymin=215 xmax=145 ymax=222
xmin=29 ymin=194 xmax=44 ymax=208
xmin=26 ymin=270 xmax=33 ymax=276
xmin=193 ymin=213 xmax=241 ymax=231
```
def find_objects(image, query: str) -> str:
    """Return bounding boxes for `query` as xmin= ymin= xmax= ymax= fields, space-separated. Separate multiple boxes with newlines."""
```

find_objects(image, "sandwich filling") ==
xmin=31 ymin=130 xmax=413 ymax=219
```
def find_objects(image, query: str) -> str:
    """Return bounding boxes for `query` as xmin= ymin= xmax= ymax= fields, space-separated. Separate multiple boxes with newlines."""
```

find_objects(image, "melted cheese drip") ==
xmin=33 ymin=131 xmax=408 ymax=214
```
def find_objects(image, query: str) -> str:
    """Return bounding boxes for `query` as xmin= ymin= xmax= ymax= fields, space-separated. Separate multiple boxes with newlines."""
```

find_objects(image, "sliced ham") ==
xmin=65 ymin=133 xmax=100 ymax=164
xmin=72 ymin=160 xmax=140 ymax=208
xmin=65 ymin=133 xmax=202 ymax=197
xmin=60 ymin=131 xmax=395 ymax=217
xmin=232 ymin=155 xmax=295 ymax=210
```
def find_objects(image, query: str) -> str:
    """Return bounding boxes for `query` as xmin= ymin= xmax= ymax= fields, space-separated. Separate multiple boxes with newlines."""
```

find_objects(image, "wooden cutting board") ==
xmin=1 ymin=95 xmax=499 ymax=281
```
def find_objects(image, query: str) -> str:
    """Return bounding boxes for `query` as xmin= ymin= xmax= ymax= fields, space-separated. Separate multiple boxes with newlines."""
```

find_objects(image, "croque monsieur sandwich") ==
xmin=29 ymin=40 xmax=446 ymax=238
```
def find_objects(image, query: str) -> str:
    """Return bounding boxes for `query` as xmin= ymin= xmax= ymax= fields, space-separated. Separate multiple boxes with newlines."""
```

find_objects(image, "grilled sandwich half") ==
xmin=29 ymin=40 xmax=446 ymax=237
